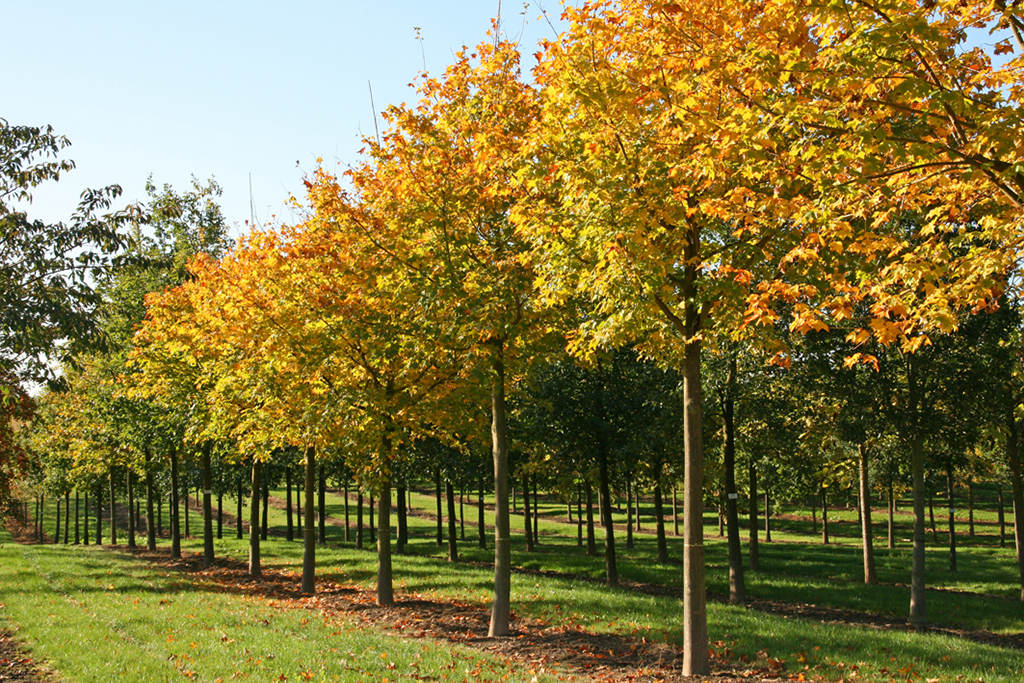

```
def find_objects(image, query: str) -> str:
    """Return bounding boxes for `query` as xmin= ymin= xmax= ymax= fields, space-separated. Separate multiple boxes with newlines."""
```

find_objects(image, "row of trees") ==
xmin=8 ymin=1 xmax=1024 ymax=677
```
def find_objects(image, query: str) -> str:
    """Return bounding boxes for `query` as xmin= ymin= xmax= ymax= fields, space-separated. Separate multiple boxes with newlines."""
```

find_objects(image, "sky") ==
xmin=5 ymin=1 xmax=567 ymax=237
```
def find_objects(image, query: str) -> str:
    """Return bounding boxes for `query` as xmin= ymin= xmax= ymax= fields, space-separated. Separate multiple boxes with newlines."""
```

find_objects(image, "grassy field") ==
xmin=2 ymin=485 xmax=1021 ymax=683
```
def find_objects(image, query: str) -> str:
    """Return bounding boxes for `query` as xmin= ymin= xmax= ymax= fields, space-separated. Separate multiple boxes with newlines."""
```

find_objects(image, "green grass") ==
xmin=7 ymin=487 xmax=1024 ymax=683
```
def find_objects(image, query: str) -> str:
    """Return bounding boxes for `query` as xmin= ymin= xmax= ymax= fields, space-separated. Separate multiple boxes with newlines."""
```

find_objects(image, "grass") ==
xmin=4 ymin=486 xmax=1023 ymax=683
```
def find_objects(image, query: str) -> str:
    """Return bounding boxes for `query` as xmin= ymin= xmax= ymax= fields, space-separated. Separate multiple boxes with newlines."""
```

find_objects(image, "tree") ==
xmin=1 ymin=119 xmax=141 ymax=386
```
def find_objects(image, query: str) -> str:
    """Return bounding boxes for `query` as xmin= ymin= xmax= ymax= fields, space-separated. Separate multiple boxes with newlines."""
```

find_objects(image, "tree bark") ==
xmin=84 ymin=491 xmax=89 ymax=545
xmin=822 ymin=486 xmax=830 ymax=545
xmin=488 ymin=345 xmax=512 ymax=637
xmin=723 ymin=357 xmax=745 ymax=604
xmin=377 ymin=479 xmax=394 ymax=606
xmin=217 ymin=490 xmax=223 ymax=540
xmin=1007 ymin=406 xmax=1024 ymax=601
xmin=653 ymin=474 xmax=668 ymax=563
xmin=261 ymin=483 xmax=269 ymax=541
xmin=127 ymin=469 xmax=136 ymax=549
xmin=888 ymin=482 xmax=896 ymax=550
xmin=909 ymin=435 xmax=928 ymax=627
xmin=170 ymin=446 xmax=180 ymax=557
xmin=460 ymin=489 xmax=466 ymax=541
xmin=522 ymin=470 xmax=534 ymax=552
xmin=763 ymin=489 xmax=771 ymax=542
xmin=998 ymin=483 xmax=1006 ymax=548
xmin=946 ymin=463 xmax=957 ymax=573
xmin=95 ymin=481 xmax=103 ymax=545
xmin=54 ymin=494 xmax=61 ymax=544
xmin=357 ymin=490 xmax=364 ymax=550
xmin=625 ymin=478 xmax=634 ymax=550
xmin=249 ymin=459 xmax=262 ymax=578
xmin=75 ymin=490 xmax=81 ymax=545
xmin=397 ymin=484 xmax=407 ymax=554
xmin=109 ymin=467 xmax=118 ymax=546
xmin=236 ymin=474 xmax=244 ymax=540
xmin=286 ymin=467 xmax=294 ymax=542
xmin=302 ymin=446 xmax=316 ymax=594
xmin=584 ymin=481 xmax=597 ymax=556
xmin=748 ymin=461 xmax=759 ymax=571
xmin=447 ymin=479 xmax=459 ymax=561
xmin=318 ymin=464 xmax=326 ymax=546
xmin=202 ymin=443 xmax=214 ymax=569
xmin=598 ymin=443 xmax=618 ymax=586
xmin=435 ymin=468 xmax=444 ymax=546
xmin=673 ymin=486 xmax=680 ymax=537
xmin=478 ymin=476 xmax=487 ymax=550
xmin=63 ymin=492 xmax=70 ymax=544
xmin=859 ymin=443 xmax=877 ymax=584
xmin=344 ymin=481 xmax=351 ymax=543
xmin=968 ymin=479 xmax=975 ymax=537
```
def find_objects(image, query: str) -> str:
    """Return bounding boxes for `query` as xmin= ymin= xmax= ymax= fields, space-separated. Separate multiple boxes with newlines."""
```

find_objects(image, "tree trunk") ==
xmin=127 ymin=469 xmax=136 ymax=549
xmin=998 ymin=483 xmax=1006 ymax=548
xmin=909 ymin=435 xmax=928 ymax=627
xmin=654 ymin=474 xmax=668 ymax=563
xmin=397 ymin=484 xmax=407 ymax=554
xmin=584 ymin=481 xmax=597 ymax=556
xmin=109 ymin=467 xmax=118 ymax=546
xmin=598 ymin=443 xmax=618 ymax=587
xmin=286 ymin=467 xmax=294 ymax=542
xmin=1011 ymin=408 xmax=1024 ymax=601
xmin=217 ymin=490 xmax=223 ymax=540
xmin=249 ymin=459 xmax=262 ymax=578
xmin=929 ymin=490 xmax=937 ymax=543
xmin=357 ymin=491 xmax=364 ymax=550
xmin=673 ymin=485 xmax=680 ymax=537
xmin=723 ymin=358 xmax=745 ymax=604
xmin=369 ymin=495 xmax=375 ymax=543
xmin=488 ymin=344 xmax=511 ymax=637
xmin=344 ymin=481 xmax=351 ymax=543
xmin=946 ymin=463 xmax=957 ymax=574
xmin=625 ymin=478 xmax=634 ymax=550
xmin=84 ymin=491 xmax=89 ymax=545
xmin=478 ymin=476 xmax=487 ymax=550
xmin=522 ymin=470 xmax=534 ymax=552
xmin=170 ymin=447 xmax=180 ymax=557
xmin=460 ymin=488 xmax=466 ymax=541
xmin=202 ymin=443 xmax=214 ymax=568
xmin=968 ymin=479 xmax=975 ymax=538
xmin=236 ymin=475 xmax=244 ymax=540
xmin=680 ymin=269 xmax=708 ymax=677
xmin=764 ymin=489 xmax=771 ymax=542
xmin=261 ymin=484 xmax=269 ymax=541
xmin=184 ymin=478 xmax=190 ymax=538
xmin=822 ymin=486 xmax=830 ymax=545
xmin=75 ymin=490 xmax=81 ymax=545
xmin=576 ymin=485 xmax=583 ymax=548
xmin=95 ymin=481 xmax=103 ymax=545
xmin=532 ymin=478 xmax=539 ymax=545
xmin=748 ymin=462 xmax=759 ymax=572
xmin=302 ymin=446 xmax=316 ymax=594
xmin=888 ymin=482 xmax=895 ymax=550
xmin=54 ymin=494 xmax=61 ymax=544
xmin=447 ymin=479 xmax=459 ymax=561
xmin=859 ymin=443 xmax=877 ymax=585
xmin=143 ymin=450 xmax=155 ymax=551
xmin=811 ymin=493 xmax=818 ymax=535
xmin=63 ymin=492 xmax=70 ymax=544
xmin=318 ymin=464 xmax=326 ymax=546
xmin=435 ymin=468 xmax=444 ymax=546
xmin=377 ymin=479 xmax=394 ymax=606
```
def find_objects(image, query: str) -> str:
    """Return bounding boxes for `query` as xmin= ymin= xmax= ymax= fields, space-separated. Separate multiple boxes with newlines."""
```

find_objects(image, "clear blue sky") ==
xmin=5 ymin=1 xmax=567 ymax=236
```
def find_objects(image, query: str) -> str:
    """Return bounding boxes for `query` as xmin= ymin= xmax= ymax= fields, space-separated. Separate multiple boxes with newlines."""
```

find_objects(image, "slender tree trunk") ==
xmin=377 ymin=479 xmax=394 ymax=606
xmin=249 ymin=460 xmax=262 ymax=578
xmin=145 ymin=450 xmax=156 ymax=551
xmin=680 ymin=266 xmax=708 ymax=677
xmin=157 ymin=493 xmax=162 ymax=537
xmin=302 ymin=446 xmax=316 ymax=594
xmin=261 ymin=484 xmax=269 ymax=541
xmin=929 ymin=489 xmax=937 ymax=543
xmin=397 ymin=484 xmax=407 ymax=554
xmin=296 ymin=478 xmax=302 ymax=529
xmin=723 ymin=358 xmax=745 ymax=604
xmin=584 ymin=481 xmax=597 ymax=556
xmin=170 ymin=447 xmax=179 ymax=557
xmin=968 ymin=479 xmax=975 ymax=538
xmin=673 ymin=486 xmax=680 ymax=537
xmin=478 ymin=476 xmax=487 ymax=550
xmin=460 ymin=488 xmax=466 ymax=541
xmin=446 ymin=479 xmax=458 ymax=562
xmin=369 ymin=494 xmax=375 ymax=544
xmin=435 ymin=468 xmax=444 ymax=546
xmin=318 ymin=464 xmax=326 ymax=546
xmin=344 ymin=481 xmax=351 ymax=543
xmin=811 ymin=493 xmax=818 ymax=535
xmin=96 ymin=481 xmax=103 ymax=545
xmin=75 ymin=490 xmax=80 ymax=545
xmin=488 ymin=346 xmax=512 ymax=638
xmin=859 ymin=444 xmax=877 ymax=584
xmin=947 ymin=463 xmax=957 ymax=573
xmin=909 ymin=435 xmax=928 ymax=627
xmin=63 ymin=492 xmax=70 ymax=544
xmin=532 ymin=478 xmax=539 ymax=544
xmin=822 ymin=486 xmax=829 ymax=545
xmin=202 ymin=443 xmax=214 ymax=569
xmin=635 ymin=488 xmax=642 ymax=531
xmin=598 ymin=443 xmax=618 ymax=587
xmin=764 ymin=489 xmax=771 ymax=542
xmin=184 ymin=477 xmax=190 ymax=538
xmin=217 ymin=490 xmax=223 ymax=540
xmin=84 ymin=491 xmax=90 ymax=545
xmin=236 ymin=475 xmax=244 ymax=540
xmin=522 ymin=470 xmax=534 ymax=552
xmin=576 ymin=484 xmax=583 ymax=548
xmin=109 ymin=467 xmax=118 ymax=546
xmin=654 ymin=475 xmax=668 ymax=563
xmin=1011 ymin=408 xmax=1024 ymax=601
xmin=286 ymin=467 xmax=294 ymax=542
xmin=748 ymin=462 xmax=759 ymax=572
xmin=357 ymin=490 xmax=364 ymax=550
xmin=54 ymin=494 xmax=61 ymax=544
xmin=998 ymin=483 xmax=1006 ymax=548
xmin=888 ymin=482 xmax=896 ymax=550
xmin=625 ymin=478 xmax=634 ymax=549
xmin=127 ymin=470 xmax=136 ymax=549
